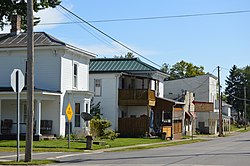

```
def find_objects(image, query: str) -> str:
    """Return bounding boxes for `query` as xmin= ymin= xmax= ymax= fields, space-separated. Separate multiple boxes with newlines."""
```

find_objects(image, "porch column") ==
xmin=0 ymin=99 xmax=1 ymax=134
xmin=36 ymin=99 xmax=42 ymax=136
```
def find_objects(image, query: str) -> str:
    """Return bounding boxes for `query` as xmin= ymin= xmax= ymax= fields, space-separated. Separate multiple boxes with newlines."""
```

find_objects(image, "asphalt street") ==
xmin=1 ymin=132 xmax=250 ymax=166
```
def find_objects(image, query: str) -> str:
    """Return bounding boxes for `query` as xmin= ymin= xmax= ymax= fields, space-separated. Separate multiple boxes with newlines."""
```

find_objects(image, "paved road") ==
xmin=1 ymin=132 xmax=250 ymax=166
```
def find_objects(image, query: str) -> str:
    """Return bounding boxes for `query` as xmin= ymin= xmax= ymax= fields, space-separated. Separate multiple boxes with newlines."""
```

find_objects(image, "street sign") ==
xmin=10 ymin=69 xmax=24 ymax=162
xmin=11 ymin=69 xmax=24 ymax=93
xmin=66 ymin=103 xmax=73 ymax=121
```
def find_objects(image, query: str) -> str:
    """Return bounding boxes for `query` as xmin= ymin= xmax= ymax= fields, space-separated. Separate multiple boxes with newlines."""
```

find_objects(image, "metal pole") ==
xmin=68 ymin=121 xmax=70 ymax=149
xmin=25 ymin=0 xmax=34 ymax=162
xmin=244 ymin=86 xmax=247 ymax=130
xmin=16 ymin=71 xmax=20 ymax=162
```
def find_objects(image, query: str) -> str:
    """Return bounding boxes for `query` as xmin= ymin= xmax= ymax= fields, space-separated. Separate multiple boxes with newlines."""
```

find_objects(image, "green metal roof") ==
xmin=89 ymin=58 xmax=162 ymax=73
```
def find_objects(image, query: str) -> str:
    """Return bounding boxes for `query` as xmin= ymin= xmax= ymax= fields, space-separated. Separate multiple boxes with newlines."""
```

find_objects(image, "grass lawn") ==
xmin=0 ymin=160 xmax=57 ymax=165
xmin=230 ymin=124 xmax=250 ymax=132
xmin=0 ymin=138 xmax=166 ymax=152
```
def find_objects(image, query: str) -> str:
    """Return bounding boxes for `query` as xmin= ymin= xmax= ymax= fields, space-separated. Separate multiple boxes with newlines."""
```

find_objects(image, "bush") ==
xmin=90 ymin=118 xmax=118 ymax=140
xmin=101 ymin=129 xmax=119 ymax=140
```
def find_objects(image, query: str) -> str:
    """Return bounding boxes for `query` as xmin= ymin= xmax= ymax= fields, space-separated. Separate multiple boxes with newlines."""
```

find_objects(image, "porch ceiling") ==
xmin=0 ymin=87 xmax=61 ymax=100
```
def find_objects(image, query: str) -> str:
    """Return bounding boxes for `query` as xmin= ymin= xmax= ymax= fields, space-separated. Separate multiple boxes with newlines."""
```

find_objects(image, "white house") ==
xmin=164 ymin=74 xmax=218 ymax=103
xmin=89 ymin=58 xmax=171 ymax=137
xmin=164 ymin=74 xmax=219 ymax=134
xmin=0 ymin=28 xmax=95 ymax=138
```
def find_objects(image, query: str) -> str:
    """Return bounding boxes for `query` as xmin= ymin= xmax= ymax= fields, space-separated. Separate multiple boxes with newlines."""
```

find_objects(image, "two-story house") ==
xmin=164 ymin=74 xmax=219 ymax=134
xmin=0 ymin=22 xmax=95 ymax=139
xmin=89 ymin=58 xmax=184 ymax=139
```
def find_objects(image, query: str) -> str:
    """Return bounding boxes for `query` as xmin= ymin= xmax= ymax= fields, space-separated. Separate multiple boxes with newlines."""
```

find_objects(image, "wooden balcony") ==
xmin=118 ymin=89 xmax=156 ymax=106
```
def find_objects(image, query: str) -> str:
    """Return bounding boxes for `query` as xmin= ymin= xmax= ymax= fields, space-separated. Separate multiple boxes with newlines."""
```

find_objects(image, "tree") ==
xmin=114 ymin=52 xmax=135 ymax=59
xmin=161 ymin=60 xmax=205 ymax=80
xmin=0 ymin=0 xmax=61 ymax=31
xmin=225 ymin=65 xmax=244 ymax=120
xmin=242 ymin=65 xmax=250 ymax=120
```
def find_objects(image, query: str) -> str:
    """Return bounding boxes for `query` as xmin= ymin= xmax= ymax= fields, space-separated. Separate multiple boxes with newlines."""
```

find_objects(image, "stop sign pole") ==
xmin=11 ymin=69 xmax=24 ymax=162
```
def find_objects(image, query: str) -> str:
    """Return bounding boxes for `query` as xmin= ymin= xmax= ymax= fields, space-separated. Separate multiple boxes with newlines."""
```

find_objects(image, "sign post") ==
xmin=11 ymin=69 xmax=24 ymax=162
xmin=66 ymin=103 xmax=73 ymax=149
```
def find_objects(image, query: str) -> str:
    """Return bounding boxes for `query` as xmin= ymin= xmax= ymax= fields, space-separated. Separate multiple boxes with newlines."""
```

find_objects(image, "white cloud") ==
xmin=73 ymin=42 xmax=159 ymax=59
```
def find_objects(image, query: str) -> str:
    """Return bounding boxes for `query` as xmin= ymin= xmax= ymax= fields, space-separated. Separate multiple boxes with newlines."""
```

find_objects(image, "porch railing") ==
xmin=118 ymin=89 xmax=155 ymax=106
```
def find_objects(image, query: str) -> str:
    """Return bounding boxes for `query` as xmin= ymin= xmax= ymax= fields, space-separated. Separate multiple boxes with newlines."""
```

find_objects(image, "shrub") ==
xmin=90 ymin=118 xmax=118 ymax=140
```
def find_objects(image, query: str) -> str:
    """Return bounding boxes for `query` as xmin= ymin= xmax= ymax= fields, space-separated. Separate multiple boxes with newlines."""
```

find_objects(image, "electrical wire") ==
xmin=59 ymin=4 xmax=161 ymax=68
xmin=39 ymin=9 xmax=250 ymax=25
xmin=56 ymin=7 xmax=125 ymax=56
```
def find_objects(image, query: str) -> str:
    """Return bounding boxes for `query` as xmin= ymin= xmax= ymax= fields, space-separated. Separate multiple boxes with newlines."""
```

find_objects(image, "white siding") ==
xmin=89 ymin=73 xmax=119 ymax=130
xmin=35 ymin=50 xmax=61 ymax=91
xmin=164 ymin=75 xmax=217 ymax=102
xmin=0 ymin=49 xmax=61 ymax=91
xmin=0 ymin=51 xmax=27 ymax=87
xmin=61 ymin=53 xmax=89 ymax=93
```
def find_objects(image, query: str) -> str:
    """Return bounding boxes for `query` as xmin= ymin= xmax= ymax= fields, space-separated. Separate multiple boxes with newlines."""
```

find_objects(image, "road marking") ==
xmin=47 ymin=151 xmax=103 ymax=160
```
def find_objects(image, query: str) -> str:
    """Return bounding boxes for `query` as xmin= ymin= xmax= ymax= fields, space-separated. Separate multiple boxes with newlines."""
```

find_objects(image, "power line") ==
xmin=59 ymin=4 xmax=162 ymax=68
xmin=55 ymin=7 xmax=124 ymax=56
xmin=39 ymin=9 xmax=250 ymax=25
xmin=227 ymin=92 xmax=250 ymax=102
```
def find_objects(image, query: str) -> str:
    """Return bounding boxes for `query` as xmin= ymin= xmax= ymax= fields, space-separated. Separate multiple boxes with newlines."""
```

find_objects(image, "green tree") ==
xmin=225 ymin=65 xmax=244 ymax=120
xmin=160 ymin=63 xmax=170 ymax=74
xmin=242 ymin=65 xmax=250 ymax=120
xmin=161 ymin=60 xmax=205 ymax=79
xmin=0 ymin=0 xmax=61 ymax=31
xmin=114 ymin=52 xmax=135 ymax=59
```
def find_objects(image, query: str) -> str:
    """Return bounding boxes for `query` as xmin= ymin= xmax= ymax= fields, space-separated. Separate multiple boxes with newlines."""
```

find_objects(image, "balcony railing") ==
xmin=118 ymin=89 xmax=156 ymax=106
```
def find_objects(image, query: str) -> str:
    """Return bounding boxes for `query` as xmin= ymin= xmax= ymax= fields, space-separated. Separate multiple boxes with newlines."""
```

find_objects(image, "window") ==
xmin=94 ymin=79 xmax=102 ymax=96
xmin=75 ymin=103 xmax=80 ymax=127
xmin=23 ymin=104 xmax=27 ymax=123
xmin=85 ymin=103 xmax=89 ymax=127
xmin=73 ymin=63 xmax=78 ymax=88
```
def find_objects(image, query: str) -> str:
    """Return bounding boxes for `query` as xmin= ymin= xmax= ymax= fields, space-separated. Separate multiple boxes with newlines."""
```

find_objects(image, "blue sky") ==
xmin=2 ymin=0 xmax=250 ymax=88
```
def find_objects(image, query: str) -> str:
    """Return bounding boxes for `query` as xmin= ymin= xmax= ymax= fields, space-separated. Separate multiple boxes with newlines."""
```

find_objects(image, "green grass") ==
xmin=0 ymin=138 xmax=165 ymax=152
xmin=0 ymin=160 xmax=57 ymax=165
xmin=230 ymin=124 xmax=250 ymax=132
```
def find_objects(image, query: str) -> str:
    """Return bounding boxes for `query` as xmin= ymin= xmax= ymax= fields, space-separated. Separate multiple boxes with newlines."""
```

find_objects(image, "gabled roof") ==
xmin=89 ymin=58 xmax=164 ymax=73
xmin=0 ymin=32 xmax=66 ymax=48
xmin=0 ymin=32 xmax=96 ymax=57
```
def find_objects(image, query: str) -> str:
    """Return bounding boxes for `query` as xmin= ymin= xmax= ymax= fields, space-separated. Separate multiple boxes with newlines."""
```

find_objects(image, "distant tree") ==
xmin=114 ymin=52 xmax=135 ymax=59
xmin=0 ymin=0 xmax=61 ymax=31
xmin=161 ymin=60 xmax=205 ymax=80
xmin=242 ymin=65 xmax=250 ymax=120
xmin=225 ymin=65 xmax=244 ymax=120
xmin=160 ymin=63 xmax=170 ymax=74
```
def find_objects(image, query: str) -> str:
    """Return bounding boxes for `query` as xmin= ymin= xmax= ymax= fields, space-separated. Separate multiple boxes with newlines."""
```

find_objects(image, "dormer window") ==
xmin=73 ymin=63 xmax=78 ymax=88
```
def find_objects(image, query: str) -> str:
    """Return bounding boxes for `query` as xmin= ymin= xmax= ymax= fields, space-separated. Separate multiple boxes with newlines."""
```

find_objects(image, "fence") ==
xmin=118 ymin=116 xmax=149 ymax=137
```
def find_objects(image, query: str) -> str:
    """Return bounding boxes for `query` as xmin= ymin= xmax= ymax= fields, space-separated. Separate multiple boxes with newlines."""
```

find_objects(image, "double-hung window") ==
xmin=73 ymin=63 xmax=78 ymax=88
xmin=75 ymin=103 xmax=80 ymax=127
xmin=94 ymin=79 xmax=102 ymax=96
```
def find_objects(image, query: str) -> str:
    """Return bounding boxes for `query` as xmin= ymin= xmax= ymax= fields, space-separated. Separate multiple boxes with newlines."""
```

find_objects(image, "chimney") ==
xmin=10 ymin=15 xmax=21 ymax=34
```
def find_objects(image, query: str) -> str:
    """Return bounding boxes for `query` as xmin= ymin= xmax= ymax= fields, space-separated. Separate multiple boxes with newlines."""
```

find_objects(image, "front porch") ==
xmin=0 ymin=89 xmax=61 ymax=139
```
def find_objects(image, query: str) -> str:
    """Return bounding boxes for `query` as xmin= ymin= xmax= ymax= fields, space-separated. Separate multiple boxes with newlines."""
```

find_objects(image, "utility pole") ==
xmin=25 ymin=0 xmax=34 ymax=162
xmin=244 ymin=86 xmax=247 ymax=130
xmin=218 ymin=66 xmax=223 ymax=137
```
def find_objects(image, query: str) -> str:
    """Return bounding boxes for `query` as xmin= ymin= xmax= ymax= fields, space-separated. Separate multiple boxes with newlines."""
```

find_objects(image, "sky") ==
xmin=2 ymin=0 xmax=250 ymax=88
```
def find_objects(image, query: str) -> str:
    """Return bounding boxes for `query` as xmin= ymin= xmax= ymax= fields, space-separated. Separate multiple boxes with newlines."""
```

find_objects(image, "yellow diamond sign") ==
xmin=66 ymin=103 xmax=73 ymax=121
